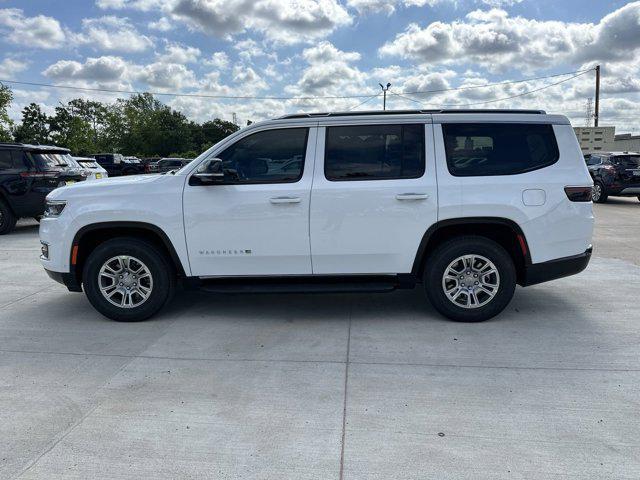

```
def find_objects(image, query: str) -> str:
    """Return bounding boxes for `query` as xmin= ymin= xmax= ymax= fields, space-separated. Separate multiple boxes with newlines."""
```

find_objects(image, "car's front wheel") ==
xmin=592 ymin=182 xmax=608 ymax=203
xmin=423 ymin=236 xmax=516 ymax=322
xmin=83 ymin=238 xmax=175 ymax=321
xmin=0 ymin=199 xmax=17 ymax=235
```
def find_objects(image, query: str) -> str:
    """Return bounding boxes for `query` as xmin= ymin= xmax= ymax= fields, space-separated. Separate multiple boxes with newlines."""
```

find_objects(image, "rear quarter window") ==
xmin=442 ymin=123 xmax=559 ymax=177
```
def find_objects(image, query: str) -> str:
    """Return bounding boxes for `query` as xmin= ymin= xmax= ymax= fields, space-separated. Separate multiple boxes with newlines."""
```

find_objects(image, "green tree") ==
xmin=0 ymin=84 xmax=13 ymax=142
xmin=49 ymin=105 xmax=94 ymax=154
xmin=13 ymin=103 xmax=50 ymax=144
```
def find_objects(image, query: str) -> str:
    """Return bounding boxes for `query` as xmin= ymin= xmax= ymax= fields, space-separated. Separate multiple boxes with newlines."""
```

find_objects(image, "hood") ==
xmin=46 ymin=173 xmax=167 ymax=200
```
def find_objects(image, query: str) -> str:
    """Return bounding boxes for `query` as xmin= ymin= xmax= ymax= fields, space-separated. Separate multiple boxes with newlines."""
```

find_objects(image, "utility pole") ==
xmin=594 ymin=65 xmax=601 ymax=127
xmin=379 ymin=82 xmax=391 ymax=110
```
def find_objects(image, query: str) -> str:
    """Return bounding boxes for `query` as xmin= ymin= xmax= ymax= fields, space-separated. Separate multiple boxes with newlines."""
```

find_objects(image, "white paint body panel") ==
xmin=183 ymin=127 xmax=317 ymax=276
xmin=309 ymin=123 xmax=438 ymax=274
xmin=40 ymin=112 xmax=593 ymax=280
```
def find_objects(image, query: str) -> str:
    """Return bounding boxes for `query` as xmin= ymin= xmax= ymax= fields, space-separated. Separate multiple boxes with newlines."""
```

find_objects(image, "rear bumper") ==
xmin=522 ymin=246 xmax=592 ymax=287
xmin=44 ymin=268 xmax=82 ymax=292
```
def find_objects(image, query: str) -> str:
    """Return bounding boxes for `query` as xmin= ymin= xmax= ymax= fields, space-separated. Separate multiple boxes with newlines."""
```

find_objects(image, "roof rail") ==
xmin=279 ymin=109 xmax=547 ymax=119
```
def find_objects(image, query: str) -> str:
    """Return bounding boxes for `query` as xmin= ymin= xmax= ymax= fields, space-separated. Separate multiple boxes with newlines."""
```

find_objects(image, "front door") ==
xmin=183 ymin=126 xmax=316 ymax=277
xmin=310 ymin=122 xmax=438 ymax=274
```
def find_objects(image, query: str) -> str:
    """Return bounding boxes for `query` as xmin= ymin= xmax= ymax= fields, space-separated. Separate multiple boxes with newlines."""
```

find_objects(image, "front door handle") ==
xmin=395 ymin=193 xmax=429 ymax=201
xmin=270 ymin=196 xmax=302 ymax=204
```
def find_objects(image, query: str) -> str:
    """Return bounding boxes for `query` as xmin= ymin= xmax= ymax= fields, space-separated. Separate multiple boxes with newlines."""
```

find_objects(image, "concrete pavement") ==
xmin=1 ymin=198 xmax=639 ymax=479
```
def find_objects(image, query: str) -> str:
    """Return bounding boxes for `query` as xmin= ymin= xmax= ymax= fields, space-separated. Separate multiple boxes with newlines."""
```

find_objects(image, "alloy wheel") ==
xmin=98 ymin=255 xmax=153 ymax=308
xmin=441 ymin=254 xmax=500 ymax=309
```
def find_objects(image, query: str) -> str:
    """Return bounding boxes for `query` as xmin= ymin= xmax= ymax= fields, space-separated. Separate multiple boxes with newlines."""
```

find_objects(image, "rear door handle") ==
xmin=395 ymin=193 xmax=429 ymax=201
xmin=270 ymin=196 xmax=302 ymax=204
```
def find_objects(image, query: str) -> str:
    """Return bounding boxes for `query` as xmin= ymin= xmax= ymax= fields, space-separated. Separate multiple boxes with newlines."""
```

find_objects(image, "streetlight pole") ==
xmin=379 ymin=82 xmax=391 ymax=110
xmin=594 ymin=65 xmax=601 ymax=127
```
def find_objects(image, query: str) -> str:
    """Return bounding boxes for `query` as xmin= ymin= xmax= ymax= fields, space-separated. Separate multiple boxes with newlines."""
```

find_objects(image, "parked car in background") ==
xmin=0 ymin=143 xmax=86 ymax=234
xmin=156 ymin=158 xmax=192 ymax=173
xmin=141 ymin=157 xmax=161 ymax=174
xmin=40 ymin=109 xmax=593 ymax=323
xmin=91 ymin=153 xmax=143 ymax=177
xmin=73 ymin=157 xmax=108 ymax=181
xmin=586 ymin=152 xmax=640 ymax=202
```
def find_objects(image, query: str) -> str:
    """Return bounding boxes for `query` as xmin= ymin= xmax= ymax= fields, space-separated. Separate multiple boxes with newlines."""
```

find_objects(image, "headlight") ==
xmin=44 ymin=200 xmax=66 ymax=218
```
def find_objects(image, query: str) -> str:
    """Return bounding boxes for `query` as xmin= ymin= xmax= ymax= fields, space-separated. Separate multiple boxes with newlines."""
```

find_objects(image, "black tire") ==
xmin=423 ymin=236 xmax=516 ymax=322
xmin=0 ymin=198 xmax=17 ymax=235
xmin=592 ymin=181 xmax=608 ymax=203
xmin=83 ymin=238 xmax=175 ymax=322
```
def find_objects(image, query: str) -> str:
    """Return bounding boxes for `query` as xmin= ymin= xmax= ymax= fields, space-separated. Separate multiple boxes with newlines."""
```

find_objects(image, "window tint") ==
xmin=325 ymin=124 xmax=425 ymax=181
xmin=216 ymin=128 xmax=308 ymax=184
xmin=30 ymin=152 xmax=73 ymax=169
xmin=0 ymin=150 xmax=13 ymax=170
xmin=442 ymin=123 xmax=559 ymax=176
xmin=586 ymin=156 xmax=602 ymax=166
xmin=612 ymin=156 xmax=640 ymax=168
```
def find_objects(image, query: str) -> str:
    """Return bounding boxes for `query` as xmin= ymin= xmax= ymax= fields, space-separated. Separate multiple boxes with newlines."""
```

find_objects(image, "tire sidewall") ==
xmin=0 ymin=199 xmax=17 ymax=235
xmin=593 ymin=182 xmax=607 ymax=203
xmin=424 ymin=237 xmax=516 ymax=322
xmin=83 ymin=238 xmax=173 ymax=321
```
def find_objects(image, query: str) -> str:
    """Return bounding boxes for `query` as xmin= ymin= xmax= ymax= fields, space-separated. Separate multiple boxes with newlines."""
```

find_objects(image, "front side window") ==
xmin=215 ymin=128 xmax=308 ymax=184
xmin=325 ymin=124 xmax=425 ymax=181
xmin=442 ymin=123 xmax=559 ymax=176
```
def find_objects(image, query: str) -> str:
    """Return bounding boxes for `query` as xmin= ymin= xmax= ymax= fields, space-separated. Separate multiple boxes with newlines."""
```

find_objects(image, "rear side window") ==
xmin=442 ymin=123 xmax=559 ymax=176
xmin=0 ymin=150 xmax=12 ymax=169
xmin=612 ymin=156 xmax=640 ymax=168
xmin=325 ymin=124 xmax=425 ymax=181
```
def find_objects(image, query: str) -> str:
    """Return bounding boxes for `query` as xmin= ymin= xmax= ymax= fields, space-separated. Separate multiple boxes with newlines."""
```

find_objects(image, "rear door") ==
xmin=0 ymin=149 xmax=35 ymax=216
xmin=310 ymin=121 xmax=438 ymax=274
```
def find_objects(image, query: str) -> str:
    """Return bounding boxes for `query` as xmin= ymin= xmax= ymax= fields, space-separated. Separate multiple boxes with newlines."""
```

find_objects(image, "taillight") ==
xmin=20 ymin=171 xmax=58 ymax=179
xmin=565 ymin=186 xmax=593 ymax=202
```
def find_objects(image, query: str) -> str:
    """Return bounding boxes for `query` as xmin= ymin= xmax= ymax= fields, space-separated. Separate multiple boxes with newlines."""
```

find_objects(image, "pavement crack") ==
xmin=338 ymin=300 xmax=353 ymax=480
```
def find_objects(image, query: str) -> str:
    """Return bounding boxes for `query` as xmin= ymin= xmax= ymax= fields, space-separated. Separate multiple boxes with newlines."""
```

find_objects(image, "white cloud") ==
xmin=347 ymin=0 xmax=442 ymax=15
xmin=380 ymin=3 xmax=640 ymax=71
xmin=0 ymin=8 xmax=66 ymax=49
xmin=136 ymin=62 xmax=199 ymax=90
xmin=203 ymin=52 xmax=230 ymax=70
xmin=99 ymin=0 xmax=352 ymax=44
xmin=72 ymin=16 xmax=153 ymax=53
xmin=43 ymin=56 xmax=130 ymax=83
xmin=148 ymin=17 xmax=173 ymax=31
xmin=0 ymin=57 xmax=29 ymax=79
xmin=158 ymin=43 xmax=201 ymax=63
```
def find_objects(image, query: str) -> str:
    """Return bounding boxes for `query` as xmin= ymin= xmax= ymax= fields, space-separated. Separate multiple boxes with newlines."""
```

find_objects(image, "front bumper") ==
xmin=522 ymin=246 xmax=592 ymax=287
xmin=44 ymin=268 xmax=82 ymax=292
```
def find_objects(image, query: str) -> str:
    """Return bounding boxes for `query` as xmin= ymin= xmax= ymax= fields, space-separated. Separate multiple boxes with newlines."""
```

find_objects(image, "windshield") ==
xmin=612 ymin=156 xmax=640 ymax=168
xmin=77 ymin=160 xmax=98 ymax=168
xmin=31 ymin=152 xmax=75 ymax=169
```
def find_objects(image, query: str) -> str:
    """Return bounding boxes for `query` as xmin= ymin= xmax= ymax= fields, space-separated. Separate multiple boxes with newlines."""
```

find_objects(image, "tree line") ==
xmin=0 ymin=84 xmax=241 ymax=158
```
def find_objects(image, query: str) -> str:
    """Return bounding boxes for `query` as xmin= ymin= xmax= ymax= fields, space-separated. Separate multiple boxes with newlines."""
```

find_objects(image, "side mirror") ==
xmin=192 ymin=158 xmax=224 ymax=184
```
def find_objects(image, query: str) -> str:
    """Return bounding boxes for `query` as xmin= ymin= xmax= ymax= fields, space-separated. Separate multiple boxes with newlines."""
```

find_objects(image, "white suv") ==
xmin=39 ymin=110 xmax=594 ymax=323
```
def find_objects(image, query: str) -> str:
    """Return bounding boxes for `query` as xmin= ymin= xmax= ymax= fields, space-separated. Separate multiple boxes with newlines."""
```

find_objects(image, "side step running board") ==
xmin=192 ymin=275 xmax=417 ymax=295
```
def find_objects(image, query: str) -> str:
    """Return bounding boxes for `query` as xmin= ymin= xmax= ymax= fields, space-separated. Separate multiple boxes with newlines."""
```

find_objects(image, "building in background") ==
xmin=573 ymin=126 xmax=616 ymax=153
xmin=613 ymin=133 xmax=640 ymax=152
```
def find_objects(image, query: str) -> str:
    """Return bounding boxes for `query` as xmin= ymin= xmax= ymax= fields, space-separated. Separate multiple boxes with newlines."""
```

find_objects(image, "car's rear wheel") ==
xmin=423 ymin=236 xmax=516 ymax=322
xmin=0 ymin=199 xmax=17 ymax=235
xmin=83 ymin=238 xmax=175 ymax=322
xmin=592 ymin=182 xmax=608 ymax=203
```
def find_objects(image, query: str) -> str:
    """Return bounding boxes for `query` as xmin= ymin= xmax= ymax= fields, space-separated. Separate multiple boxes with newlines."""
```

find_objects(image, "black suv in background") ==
xmin=92 ymin=153 xmax=143 ymax=177
xmin=0 ymin=143 xmax=86 ymax=234
xmin=586 ymin=152 xmax=640 ymax=203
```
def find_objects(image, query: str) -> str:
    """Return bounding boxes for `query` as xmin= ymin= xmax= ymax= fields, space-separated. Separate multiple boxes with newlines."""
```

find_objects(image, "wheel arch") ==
xmin=412 ymin=218 xmax=531 ymax=286
xmin=71 ymin=222 xmax=186 ymax=288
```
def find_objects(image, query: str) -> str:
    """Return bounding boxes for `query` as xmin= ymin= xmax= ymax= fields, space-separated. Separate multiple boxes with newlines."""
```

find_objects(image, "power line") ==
xmin=400 ymin=68 xmax=595 ymax=97
xmin=347 ymin=93 xmax=382 ymax=111
xmin=0 ymin=68 xmax=595 ymax=101
xmin=389 ymin=70 xmax=593 ymax=108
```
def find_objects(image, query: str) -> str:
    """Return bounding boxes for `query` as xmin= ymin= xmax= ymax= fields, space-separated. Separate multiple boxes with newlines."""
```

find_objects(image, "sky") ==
xmin=0 ymin=0 xmax=639 ymax=133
